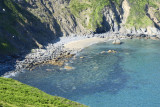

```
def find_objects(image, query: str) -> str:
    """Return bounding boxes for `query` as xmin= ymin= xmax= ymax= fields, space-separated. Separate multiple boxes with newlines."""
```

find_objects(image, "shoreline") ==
xmin=64 ymin=37 xmax=109 ymax=50
xmin=2 ymin=32 xmax=160 ymax=78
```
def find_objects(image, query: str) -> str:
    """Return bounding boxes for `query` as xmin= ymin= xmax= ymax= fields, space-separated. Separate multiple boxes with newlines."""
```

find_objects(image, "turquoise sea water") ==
xmin=12 ymin=39 xmax=160 ymax=107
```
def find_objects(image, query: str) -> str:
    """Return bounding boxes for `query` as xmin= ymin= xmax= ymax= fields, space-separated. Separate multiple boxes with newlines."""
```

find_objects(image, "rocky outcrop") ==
xmin=101 ymin=6 xmax=119 ymax=32
xmin=121 ymin=0 xmax=130 ymax=25
xmin=119 ymin=0 xmax=130 ymax=33
xmin=147 ymin=7 xmax=160 ymax=29
xmin=1 ymin=0 xmax=160 ymax=55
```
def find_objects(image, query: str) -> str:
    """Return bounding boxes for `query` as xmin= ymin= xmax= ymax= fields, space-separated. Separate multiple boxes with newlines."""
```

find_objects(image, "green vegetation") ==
xmin=0 ymin=37 xmax=16 ymax=54
xmin=69 ymin=0 xmax=110 ymax=31
xmin=0 ymin=0 xmax=28 ymax=54
xmin=69 ymin=0 xmax=159 ymax=29
xmin=126 ymin=0 xmax=152 ymax=28
xmin=126 ymin=0 xmax=159 ymax=28
xmin=0 ymin=0 xmax=53 ymax=55
xmin=0 ymin=0 xmax=25 ymax=35
xmin=155 ymin=11 xmax=160 ymax=21
xmin=152 ymin=0 xmax=160 ymax=21
xmin=0 ymin=77 xmax=87 ymax=107
xmin=0 ymin=0 xmax=160 ymax=54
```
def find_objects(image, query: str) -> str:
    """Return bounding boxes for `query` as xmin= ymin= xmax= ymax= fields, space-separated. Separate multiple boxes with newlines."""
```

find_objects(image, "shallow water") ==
xmin=12 ymin=39 xmax=160 ymax=107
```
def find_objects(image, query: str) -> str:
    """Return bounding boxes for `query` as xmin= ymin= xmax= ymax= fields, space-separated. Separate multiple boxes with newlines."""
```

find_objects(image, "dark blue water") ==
xmin=12 ymin=39 xmax=160 ymax=107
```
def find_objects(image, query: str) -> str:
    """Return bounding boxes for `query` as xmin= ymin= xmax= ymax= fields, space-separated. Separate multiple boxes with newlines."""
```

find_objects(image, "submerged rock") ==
xmin=80 ymin=57 xmax=84 ymax=59
xmin=46 ymin=69 xmax=52 ymax=71
xmin=107 ymin=50 xmax=117 ymax=53
xmin=100 ymin=51 xmax=106 ymax=54
xmin=64 ymin=66 xmax=73 ymax=70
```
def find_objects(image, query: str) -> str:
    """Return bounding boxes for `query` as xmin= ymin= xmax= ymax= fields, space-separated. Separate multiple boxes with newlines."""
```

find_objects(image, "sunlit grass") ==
xmin=0 ymin=77 xmax=87 ymax=107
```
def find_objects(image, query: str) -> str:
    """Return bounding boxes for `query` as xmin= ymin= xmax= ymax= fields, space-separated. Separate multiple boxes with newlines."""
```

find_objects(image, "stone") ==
xmin=112 ymin=50 xmax=117 ymax=53
xmin=100 ymin=51 xmax=106 ymax=54
xmin=64 ymin=66 xmax=73 ymax=70
xmin=150 ymin=36 xmax=159 ymax=40
xmin=46 ymin=69 xmax=52 ymax=71
xmin=107 ymin=50 xmax=117 ymax=53
xmin=107 ymin=50 xmax=112 ymax=53
xmin=112 ymin=39 xmax=121 ymax=44
xmin=140 ymin=28 xmax=147 ymax=33
xmin=136 ymin=29 xmax=142 ymax=34
xmin=144 ymin=37 xmax=149 ymax=39
xmin=80 ymin=57 xmax=84 ymax=59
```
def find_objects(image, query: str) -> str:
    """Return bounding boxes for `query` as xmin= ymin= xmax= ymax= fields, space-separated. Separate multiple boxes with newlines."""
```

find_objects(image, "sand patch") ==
xmin=64 ymin=37 xmax=109 ymax=50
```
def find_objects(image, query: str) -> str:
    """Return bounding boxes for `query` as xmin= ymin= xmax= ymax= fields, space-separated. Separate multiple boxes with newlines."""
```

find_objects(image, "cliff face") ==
xmin=0 ymin=0 xmax=160 ymax=54
xmin=23 ymin=0 xmax=93 ymax=36
xmin=15 ymin=0 xmax=160 ymax=35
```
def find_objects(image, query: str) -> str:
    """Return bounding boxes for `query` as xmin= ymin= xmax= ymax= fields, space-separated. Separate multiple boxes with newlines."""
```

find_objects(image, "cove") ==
xmin=12 ymin=39 xmax=160 ymax=107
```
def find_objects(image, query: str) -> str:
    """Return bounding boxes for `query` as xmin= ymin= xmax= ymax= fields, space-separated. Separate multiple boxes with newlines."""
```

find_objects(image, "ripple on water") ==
xmin=12 ymin=39 xmax=160 ymax=107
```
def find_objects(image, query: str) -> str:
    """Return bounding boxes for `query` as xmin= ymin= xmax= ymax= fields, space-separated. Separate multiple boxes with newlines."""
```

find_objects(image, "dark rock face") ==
xmin=95 ymin=16 xmax=111 ymax=33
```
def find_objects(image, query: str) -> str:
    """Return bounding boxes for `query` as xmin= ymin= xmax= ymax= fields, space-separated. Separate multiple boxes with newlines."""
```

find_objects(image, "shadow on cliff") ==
xmin=0 ymin=0 xmax=63 ymax=75
xmin=95 ymin=16 xmax=111 ymax=33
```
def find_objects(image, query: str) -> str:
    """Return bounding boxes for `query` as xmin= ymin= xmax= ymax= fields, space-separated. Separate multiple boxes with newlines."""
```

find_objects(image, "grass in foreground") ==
xmin=0 ymin=77 xmax=87 ymax=107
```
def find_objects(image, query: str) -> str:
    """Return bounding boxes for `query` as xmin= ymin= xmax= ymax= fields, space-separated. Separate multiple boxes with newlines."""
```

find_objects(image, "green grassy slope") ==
xmin=0 ymin=77 xmax=87 ymax=107
xmin=126 ymin=0 xmax=158 ymax=28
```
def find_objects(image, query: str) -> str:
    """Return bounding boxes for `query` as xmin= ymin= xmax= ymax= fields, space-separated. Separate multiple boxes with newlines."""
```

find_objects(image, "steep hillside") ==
xmin=0 ymin=0 xmax=160 ymax=54
xmin=0 ymin=77 xmax=86 ymax=107
xmin=125 ymin=0 xmax=160 ymax=32
xmin=0 ymin=0 xmax=62 ymax=54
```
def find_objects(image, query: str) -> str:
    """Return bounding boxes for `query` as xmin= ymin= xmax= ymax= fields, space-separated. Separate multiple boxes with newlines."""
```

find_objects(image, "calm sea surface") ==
xmin=12 ymin=39 xmax=160 ymax=107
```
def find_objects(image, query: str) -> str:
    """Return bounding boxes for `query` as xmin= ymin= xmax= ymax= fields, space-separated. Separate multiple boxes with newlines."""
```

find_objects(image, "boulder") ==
xmin=112 ymin=39 xmax=121 ymax=44
xmin=107 ymin=50 xmax=112 ymax=53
